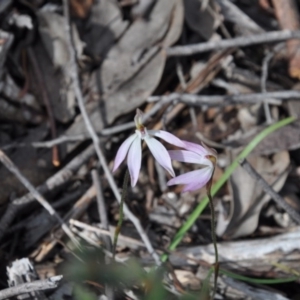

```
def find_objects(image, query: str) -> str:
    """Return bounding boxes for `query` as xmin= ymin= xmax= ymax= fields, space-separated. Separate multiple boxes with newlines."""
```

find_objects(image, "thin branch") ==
xmin=69 ymin=219 xmax=145 ymax=248
xmin=3 ymin=102 xmax=162 ymax=151
xmin=91 ymin=170 xmax=114 ymax=300
xmin=62 ymin=0 xmax=160 ymax=265
xmin=0 ymin=275 xmax=62 ymax=300
xmin=261 ymin=44 xmax=285 ymax=124
xmin=240 ymin=158 xmax=300 ymax=224
xmin=0 ymin=145 xmax=94 ymax=242
xmin=92 ymin=170 xmax=110 ymax=233
xmin=167 ymin=29 xmax=300 ymax=56
xmin=261 ymin=50 xmax=274 ymax=124
xmin=148 ymin=90 xmax=300 ymax=106
xmin=0 ymin=150 xmax=80 ymax=247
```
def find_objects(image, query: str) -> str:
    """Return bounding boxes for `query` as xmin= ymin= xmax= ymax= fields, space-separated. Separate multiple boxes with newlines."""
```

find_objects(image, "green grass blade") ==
xmin=162 ymin=116 xmax=296 ymax=262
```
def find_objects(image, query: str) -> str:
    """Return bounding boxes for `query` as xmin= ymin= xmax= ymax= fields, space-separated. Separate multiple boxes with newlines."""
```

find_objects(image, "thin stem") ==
xmin=167 ymin=30 xmax=300 ymax=56
xmin=207 ymin=188 xmax=219 ymax=298
xmin=113 ymin=170 xmax=129 ymax=257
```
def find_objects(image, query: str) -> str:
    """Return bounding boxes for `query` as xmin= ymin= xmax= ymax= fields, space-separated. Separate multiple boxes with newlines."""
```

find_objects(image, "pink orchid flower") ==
xmin=113 ymin=109 xmax=186 ymax=187
xmin=167 ymin=141 xmax=217 ymax=192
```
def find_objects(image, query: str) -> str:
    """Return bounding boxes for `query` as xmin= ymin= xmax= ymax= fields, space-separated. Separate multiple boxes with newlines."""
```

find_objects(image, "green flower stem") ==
xmin=162 ymin=116 xmax=296 ymax=262
xmin=113 ymin=169 xmax=129 ymax=257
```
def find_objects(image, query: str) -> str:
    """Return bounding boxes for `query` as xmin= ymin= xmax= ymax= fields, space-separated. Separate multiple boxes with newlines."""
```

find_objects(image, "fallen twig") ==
xmin=148 ymin=90 xmax=300 ymax=105
xmin=169 ymin=227 xmax=300 ymax=271
xmin=0 ymin=150 xmax=80 ymax=247
xmin=62 ymin=0 xmax=160 ymax=265
xmin=0 ymin=145 xmax=94 ymax=242
xmin=261 ymin=44 xmax=285 ymax=124
xmin=240 ymin=158 xmax=300 ymax=224
xmin=91 ymin=169 xmax=114 ymax=299
xmin=0 ymin=275 xmax=63 ymax=300
xmin=34 ymin=185 xmax=96 ymax=262
xmin=69 ymin=219 xmax=145 ymax=248
xmin=167 ymin=30 xmax=300 ymax=56
xmin=92 ymin=170 xmax=110 ymax=236
xmin=221 ymin=276 xmax=289 ymax=300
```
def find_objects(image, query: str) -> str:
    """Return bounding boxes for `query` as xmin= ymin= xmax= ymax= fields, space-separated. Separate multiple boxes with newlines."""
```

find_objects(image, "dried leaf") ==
xmin=37 ymin=11 xmax=85 ymax=122
xmin=215 ymin=0 xmax=263 ymax=35
xmin=216 ymin=151 xmax=290 ymax=238
xmin=83 ymin=0 xmax=128 ymax=58
xmin=184 ymin=0 xmax=222 ymax=40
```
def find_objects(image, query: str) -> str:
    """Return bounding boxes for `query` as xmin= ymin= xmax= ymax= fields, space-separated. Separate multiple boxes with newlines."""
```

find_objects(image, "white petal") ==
xmin=147 ymin=130 xmax=185 ymax=148
xmin=145 ymin=136 xmax=175 ymax=177
xmin=127 ymin=135 xmax=142 ymax=187
xmin=167 ymin=167 xmax=213 ymax=192
xmin=113 ymin=134 xmax=138 ymax=172
xmin=168 ymin=150 xmax=211 ymax=166
xmin=182 ymin=140 xmax=208 ymax=155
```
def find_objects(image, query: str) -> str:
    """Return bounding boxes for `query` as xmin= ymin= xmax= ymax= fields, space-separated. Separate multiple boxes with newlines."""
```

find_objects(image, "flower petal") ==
xmin=168 ymin=150 xmax=212 ymax=166
xmin=113 ymin=134 xmax=138 ymax=172
xmin=145 ymin=136 xmax=175 ymax=177
xmin=167 ymin=167 xmax=213 ymax=192
xmin=127 ymin=135 xmax=142 ymax=187
xmin=147 ymin=130 xmax=186 ymax=148
xmin=182 ymin=140 xmax=208 ymax=155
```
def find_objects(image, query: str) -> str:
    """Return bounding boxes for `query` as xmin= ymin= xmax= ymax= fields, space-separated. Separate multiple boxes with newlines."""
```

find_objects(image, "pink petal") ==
xmin=113 ymin=134 xmax=138 ymax=172
xmin=168 ymin=150 xmax=211 ymax=166
xmin=127 ymin=136 xmax=142 ymax=187
xmin=182 ymin=140 xmax=208 ymax=156
xmin=182 ymin=182 xmax=205 ymax=193
xmin=147 ymin=130 xmax=186 ymax=148
xmin=167 ymin=167 xmax=213 ymax=192
xmin=145 ymin=136 xmax=175 ymax=177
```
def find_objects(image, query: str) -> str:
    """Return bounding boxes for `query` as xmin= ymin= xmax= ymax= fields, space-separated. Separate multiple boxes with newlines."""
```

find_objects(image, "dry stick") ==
xmin=0 ymin=275 xmax=63 ymax=300
xmin=0 ymin=150 xmax=80 ymax=247
xmin=261 ymin=50 xmax=274 ymax=124
xmin=148 ymin=90 xmax=300 ymax=105
xmin=240 ymin=159 xmax=300 ymax=224
xmin=91 ymin=169 xmax=114 ymax=300
xmin=5 ymin=89 xmax=300 ymax=151
xmin=62 ymin=0 xmax=160 ymax=265
xmin=0 ymin=145 xmax=95 ymax=242
xmin=91 ymin=170 xmax=110 ymax=236
xmin=167 ymin=30 xmax=300 ymax=56
xmin=113 ymin=170 xmax=129 ymax=257
xmin=69 ymin=219 xmax=145 ymax=248
xmin=69 ymin=219 xmax=145 ymax=247
xmin=260 ymin=44 xmax=285 ymax=124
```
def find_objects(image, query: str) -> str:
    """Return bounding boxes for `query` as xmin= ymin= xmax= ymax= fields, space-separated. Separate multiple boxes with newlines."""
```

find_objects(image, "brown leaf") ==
xmin=100 ymin=0 xmax=183 ymax=123
xmin=184 ymin=0 xmax=222 ymax=40
xmin=217 ymin=151 xmax=290 ymax=238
